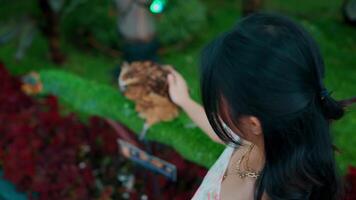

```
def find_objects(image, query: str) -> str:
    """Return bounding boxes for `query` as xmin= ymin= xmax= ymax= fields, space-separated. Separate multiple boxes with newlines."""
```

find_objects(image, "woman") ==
xmin=166 ymin=13 xmax=356 ymax=200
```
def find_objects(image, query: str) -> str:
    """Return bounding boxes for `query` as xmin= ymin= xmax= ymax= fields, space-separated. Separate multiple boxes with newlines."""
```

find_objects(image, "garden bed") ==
xmin=0 ymin=62 xmax=207 ymax=200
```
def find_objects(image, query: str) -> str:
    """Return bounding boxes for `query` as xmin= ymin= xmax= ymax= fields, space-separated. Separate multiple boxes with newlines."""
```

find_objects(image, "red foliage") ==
xmin=0 ymin=62 xmax=207 ymax=199
xmin=344 ymin=166 xmax=356 ymax=200
xmin=0 ymin=63 xmax=96 ymax=199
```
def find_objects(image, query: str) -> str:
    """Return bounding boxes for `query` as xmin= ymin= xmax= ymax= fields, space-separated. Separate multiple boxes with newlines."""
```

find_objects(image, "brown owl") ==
xmin=118 ymin=61 xmax=180 ymax=139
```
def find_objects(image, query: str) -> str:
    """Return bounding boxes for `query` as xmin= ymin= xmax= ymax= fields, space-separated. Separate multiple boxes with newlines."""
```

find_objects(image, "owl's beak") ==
xmin=118 ymin=77 xmax=127 ymax=92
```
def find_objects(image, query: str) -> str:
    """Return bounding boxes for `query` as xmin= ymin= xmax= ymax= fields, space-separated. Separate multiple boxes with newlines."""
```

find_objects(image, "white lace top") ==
xmin=191 ymin=145 xmax=235 ymax=200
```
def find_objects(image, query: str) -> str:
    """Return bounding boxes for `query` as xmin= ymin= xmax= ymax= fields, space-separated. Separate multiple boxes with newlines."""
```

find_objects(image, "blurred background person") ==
xmin=114 ymin=0 xmax=159 ymax=62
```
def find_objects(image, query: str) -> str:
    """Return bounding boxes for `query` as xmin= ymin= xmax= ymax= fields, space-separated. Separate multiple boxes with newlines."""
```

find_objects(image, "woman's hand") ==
xmin=166 ymin=66 xmax=191 ymax=108
xmin=166 ymin=66 xmax=224 ymax=144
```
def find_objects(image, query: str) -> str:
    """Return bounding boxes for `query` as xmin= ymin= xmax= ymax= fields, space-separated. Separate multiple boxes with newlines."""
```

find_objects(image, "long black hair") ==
xmin=200 ymin=12 xmax=356 ymax=200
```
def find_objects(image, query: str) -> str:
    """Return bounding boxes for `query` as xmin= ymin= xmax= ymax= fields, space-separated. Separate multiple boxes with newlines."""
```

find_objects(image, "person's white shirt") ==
xmin=191 ymin=145 xmax=235 ymax=200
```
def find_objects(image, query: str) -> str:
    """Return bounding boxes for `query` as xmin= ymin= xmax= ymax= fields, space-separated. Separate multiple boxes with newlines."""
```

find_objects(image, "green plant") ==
xmin=156 ymin=0 xmax=207 ymax=45
xmin=61 ymin=0 xmax=120 ymax=49
xmin=39 ymin=69 xmax=224 ymax=168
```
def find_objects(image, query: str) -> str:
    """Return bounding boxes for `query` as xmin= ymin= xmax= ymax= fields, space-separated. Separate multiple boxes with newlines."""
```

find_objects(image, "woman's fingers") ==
xmin=170 ymin=70 xmax=185 ymax=84
xmin=165 ymin=66 xmax=181 ymax=78
xmin=165 ymin=65 xmax=174 ymax=71
xmin=166 ymin=67 xmax=181 ymax=84
xmin=167 ymin=74 xmax=176 ymax=85
xmin=166 ymin=66 xmax=188 ymax=91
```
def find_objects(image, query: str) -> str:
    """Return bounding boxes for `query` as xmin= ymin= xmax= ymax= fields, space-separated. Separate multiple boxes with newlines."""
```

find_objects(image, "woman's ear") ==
xmin=248 ymin=116 xmax=262 ymax=136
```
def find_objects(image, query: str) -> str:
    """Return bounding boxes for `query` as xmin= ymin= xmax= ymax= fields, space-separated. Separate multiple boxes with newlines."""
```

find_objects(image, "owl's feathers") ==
xmin=119 ymin=61 xmax=179 ymax=127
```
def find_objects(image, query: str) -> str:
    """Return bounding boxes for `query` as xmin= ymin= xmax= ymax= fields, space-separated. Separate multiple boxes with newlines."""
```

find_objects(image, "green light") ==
xmin=150 ymin=0 xmax=166 ymax=14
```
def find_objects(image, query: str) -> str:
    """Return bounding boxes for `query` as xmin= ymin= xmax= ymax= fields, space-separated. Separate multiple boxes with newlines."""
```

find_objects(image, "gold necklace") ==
xmin=223 ymin=143 xmax=261 ymax=181
xmin=236 ymin=143 xmax=261 ymax=178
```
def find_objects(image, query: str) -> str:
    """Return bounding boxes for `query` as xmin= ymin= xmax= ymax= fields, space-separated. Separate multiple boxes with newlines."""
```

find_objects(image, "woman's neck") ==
xmin=242 ymin=140 xmax=265 ymax=172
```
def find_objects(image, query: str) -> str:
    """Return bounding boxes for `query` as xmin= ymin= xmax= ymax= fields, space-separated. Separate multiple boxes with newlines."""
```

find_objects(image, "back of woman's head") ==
xmin=200 ymin=12 xmax=356 ymax=200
